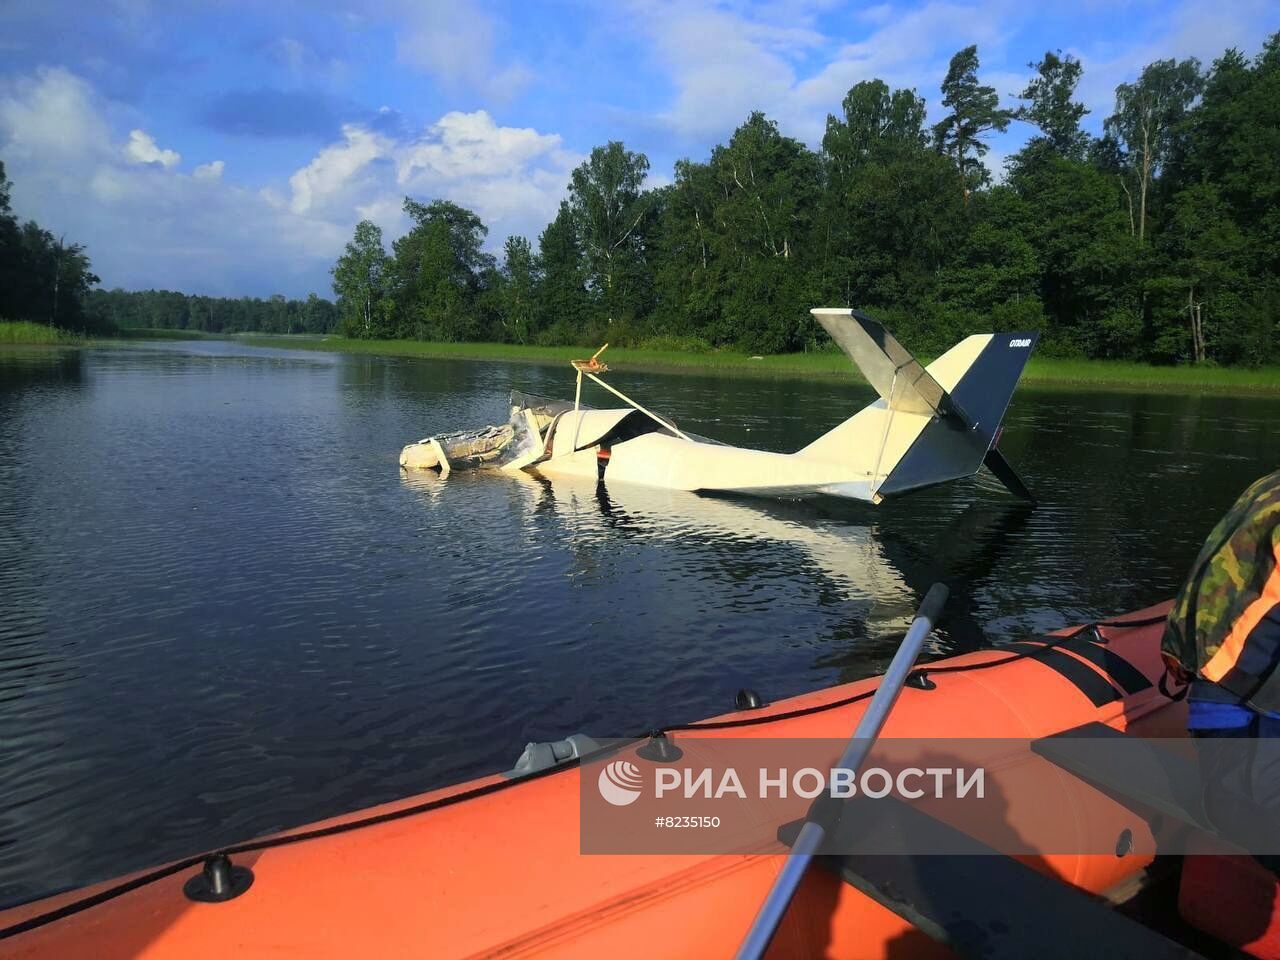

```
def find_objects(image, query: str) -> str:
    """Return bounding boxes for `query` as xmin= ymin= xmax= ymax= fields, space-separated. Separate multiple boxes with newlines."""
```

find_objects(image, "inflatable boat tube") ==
xmin=0 ymin=603 xmax=1187 ymax=959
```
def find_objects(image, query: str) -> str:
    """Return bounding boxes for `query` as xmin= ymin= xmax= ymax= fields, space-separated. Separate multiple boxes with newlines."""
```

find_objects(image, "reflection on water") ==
xmin=0 ymin=339 xmax=1276 ymax=907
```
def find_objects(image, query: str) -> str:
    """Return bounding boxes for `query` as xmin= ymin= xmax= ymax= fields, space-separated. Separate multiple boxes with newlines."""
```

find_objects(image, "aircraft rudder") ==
xmin=875 ymin=330 xmax=1038 ymax=498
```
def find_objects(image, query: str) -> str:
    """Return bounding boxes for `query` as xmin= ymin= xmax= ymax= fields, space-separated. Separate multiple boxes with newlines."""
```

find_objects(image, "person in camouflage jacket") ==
xmin=1163 ymin=468 xmax=1280 ymax=724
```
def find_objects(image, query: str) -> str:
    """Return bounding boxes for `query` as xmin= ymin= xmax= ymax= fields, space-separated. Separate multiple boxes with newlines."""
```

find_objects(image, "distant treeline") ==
xmin=333 ymin=37 xmax=1280 ymax=366
xmin=84 ymin=288 xmax=339 ymax=335
xmin=0 ymin=162 xmax=338 ymax=338
xmin=0 ymin=161 xmax=103 ymax=332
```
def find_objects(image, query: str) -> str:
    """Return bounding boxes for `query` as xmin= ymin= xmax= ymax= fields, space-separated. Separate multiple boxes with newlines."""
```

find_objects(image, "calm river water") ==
xmin=0 ymin=339 xmax=1275 ymax=905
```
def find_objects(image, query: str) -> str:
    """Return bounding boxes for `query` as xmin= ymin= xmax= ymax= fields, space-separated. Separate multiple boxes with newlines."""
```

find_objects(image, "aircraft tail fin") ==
xmin=806 ymin=309 xmax=1037 ymax=501
xmin=875 ymin=326 xmax=1038 ymax=499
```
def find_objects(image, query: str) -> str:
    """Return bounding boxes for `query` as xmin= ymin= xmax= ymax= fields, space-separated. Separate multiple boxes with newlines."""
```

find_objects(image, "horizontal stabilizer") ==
xmin=811 ymin=309 xmax=957 ymax=419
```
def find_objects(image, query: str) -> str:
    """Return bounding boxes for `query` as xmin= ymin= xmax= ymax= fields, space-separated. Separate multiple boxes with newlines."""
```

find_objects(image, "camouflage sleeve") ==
xmin=1161 ymin=471 xmax=1280 ymax=677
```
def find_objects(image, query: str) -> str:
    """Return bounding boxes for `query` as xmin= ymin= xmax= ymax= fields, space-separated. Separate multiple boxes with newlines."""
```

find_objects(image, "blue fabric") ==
xmin=1188 ymin=686 xmax=1280 ymax=730
xmin=1191 ymin=712 xmax=1280 ymax=737
xmin=1189 ymin=699 xmax=1258 ymax=729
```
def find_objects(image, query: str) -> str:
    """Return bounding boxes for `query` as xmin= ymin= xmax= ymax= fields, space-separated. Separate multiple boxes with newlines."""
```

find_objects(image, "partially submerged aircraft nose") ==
xmin=400 ymin=442 xmax=441 ymax=470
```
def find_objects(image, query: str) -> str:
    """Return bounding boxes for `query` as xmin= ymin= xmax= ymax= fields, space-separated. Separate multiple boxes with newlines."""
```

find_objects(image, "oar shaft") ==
xmin=734 ymin=583 xmax=949 ymax=960
xmin=835 ymin=583 xmax=948 ymax=770
xmin=737 ymin=820 xmax=825 ymax=956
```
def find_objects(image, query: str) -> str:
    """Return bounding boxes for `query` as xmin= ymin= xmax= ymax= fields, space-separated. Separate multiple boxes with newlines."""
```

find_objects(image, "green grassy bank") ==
xmin=0 ymin=321 xmax=85 ymax=345
xmin=2 ymin=323 xmax=227 ymax=345
xmin=240 ymin=334 xmax=1280 ymax=394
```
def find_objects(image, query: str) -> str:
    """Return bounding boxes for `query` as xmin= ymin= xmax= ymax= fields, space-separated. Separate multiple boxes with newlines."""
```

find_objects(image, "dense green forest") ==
xmin=333 ymin=38 xmax=1280 ymax=366
xmin=0 ymin=160 xmax=103 ymax=332
xmin=83 ymin=288 xmax=339 ymax=335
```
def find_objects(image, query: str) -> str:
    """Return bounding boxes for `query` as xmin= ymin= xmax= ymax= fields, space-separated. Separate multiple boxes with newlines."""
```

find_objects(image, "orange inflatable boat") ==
xmin=0 ymin=603 xmax=1189 ymax=959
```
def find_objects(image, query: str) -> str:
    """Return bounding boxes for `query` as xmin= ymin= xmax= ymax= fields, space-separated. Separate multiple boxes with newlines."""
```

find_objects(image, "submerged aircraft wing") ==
xmin=811 ymin=309 xmax=966 ymax=423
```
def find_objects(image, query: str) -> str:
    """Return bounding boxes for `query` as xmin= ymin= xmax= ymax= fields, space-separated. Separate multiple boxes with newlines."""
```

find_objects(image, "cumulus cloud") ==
xmin=288 ymin=123 xmax=390 ymax=214
xmin=0 ymin=66 xmax=111 ymax=160
xmin=0 ymin=67 xmax=345 ymax=296
xmin=123 ymin=128 xmax=180 ymax=167
xmin=285 ymin=109 xmax=580 ymax=248
xmin=193 ymin=159 xmax=224 ymax=180
xmin=398 ymin=110 xmax=566 ymax=182
xmin=394 ymin=111 xmax=580 ymax=242
xmin=0 ymin=68 xmax=579 ymax=298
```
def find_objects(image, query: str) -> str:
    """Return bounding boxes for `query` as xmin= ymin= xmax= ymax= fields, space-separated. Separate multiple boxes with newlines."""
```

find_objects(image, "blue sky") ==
xmin=1 ymin=0 xmax=1275 ymax=298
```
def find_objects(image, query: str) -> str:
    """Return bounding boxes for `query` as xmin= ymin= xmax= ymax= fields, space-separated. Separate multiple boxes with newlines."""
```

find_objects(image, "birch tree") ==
xmin=1104 ymin=58 xmax=1202 ymax=243
xmin=331 ymin=220 xmax=388 ymax=338
xmin=567 ymin=142 xmax=652 ymax=320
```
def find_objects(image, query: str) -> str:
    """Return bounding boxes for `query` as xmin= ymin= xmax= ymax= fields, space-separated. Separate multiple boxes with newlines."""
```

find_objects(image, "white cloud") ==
xmin=391 ymin=0 xmax=532 ymax=99
xmin=284 ymin=109 xmax=580 ymax=250
xmin=124 ymin=128 xmax=180 ymax=167
xmin=288 ymin=123 xmax=389 ymax=214
xmin=193 ymin=159 xmax=224 ymax=180
xmin=630 ymin=0 xmax=823 ymax=141
xmin=397 ymin=111 xmax=565 ymax=182
xmin=392 ymin=111 xmax=580 ymax=243
xmin=0 ymin=66 xmax=112 ymax=160
xmin=0 ymin=68 xmax=346 ymax=296
xmin=353 ymin=194 xmax=405 ymax=230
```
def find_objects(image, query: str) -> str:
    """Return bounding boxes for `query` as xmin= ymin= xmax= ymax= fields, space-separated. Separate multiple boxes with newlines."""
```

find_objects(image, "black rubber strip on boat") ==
xmin=1000 ymin=642 xmax=1123 ymax=707
xmin=1053 ymin=636 xmax=1153 ymax=695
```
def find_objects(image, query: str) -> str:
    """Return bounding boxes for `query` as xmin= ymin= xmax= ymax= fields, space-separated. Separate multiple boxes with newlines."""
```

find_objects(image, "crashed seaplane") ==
xmin=400 ymin=308 xmax=1039 ymax=504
